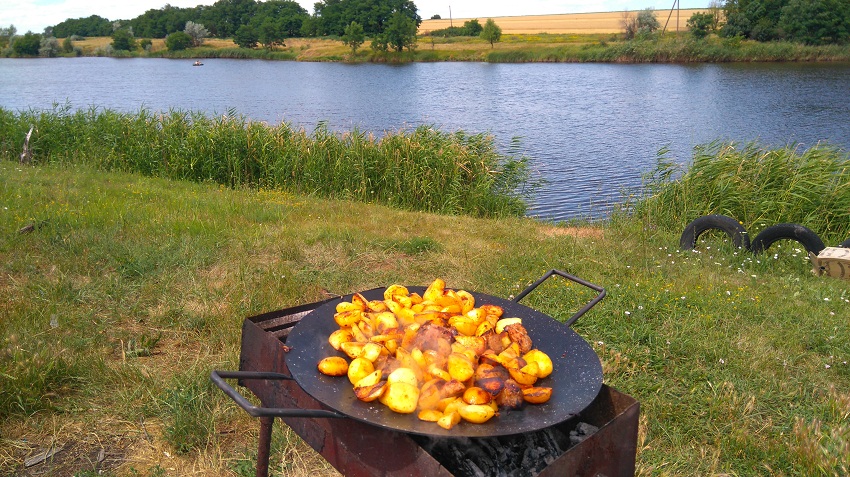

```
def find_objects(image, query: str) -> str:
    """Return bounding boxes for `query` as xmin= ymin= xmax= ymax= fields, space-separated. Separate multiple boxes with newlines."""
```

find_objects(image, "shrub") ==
xmin=688 ymin=12 xmax=715 ymax=39
xmin=165 ymin=31 xmax=193 ymax=51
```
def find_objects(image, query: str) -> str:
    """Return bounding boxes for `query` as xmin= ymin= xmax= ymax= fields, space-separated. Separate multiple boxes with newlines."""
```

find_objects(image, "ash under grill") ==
xmin=213 ymin=271 xmax=640 ymax=477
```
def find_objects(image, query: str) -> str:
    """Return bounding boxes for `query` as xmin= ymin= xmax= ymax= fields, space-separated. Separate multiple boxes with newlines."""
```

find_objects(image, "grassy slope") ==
xmin=1 ymin=161 xmax=848 ymax=476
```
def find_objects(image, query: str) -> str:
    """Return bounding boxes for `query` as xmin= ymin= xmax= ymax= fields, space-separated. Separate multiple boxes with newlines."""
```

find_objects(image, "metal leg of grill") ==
xmin=256 ymin=416 xmax=274 ymax=477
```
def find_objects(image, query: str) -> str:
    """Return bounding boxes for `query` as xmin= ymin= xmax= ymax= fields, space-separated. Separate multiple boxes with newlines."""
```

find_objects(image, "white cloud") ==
xmin=1 ymin=0 xmax=707 ymax=36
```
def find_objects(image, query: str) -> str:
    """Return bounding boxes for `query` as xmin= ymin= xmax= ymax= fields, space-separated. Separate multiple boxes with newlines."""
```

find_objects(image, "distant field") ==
xmin=419 ymin=9 xmax=708 ymax=34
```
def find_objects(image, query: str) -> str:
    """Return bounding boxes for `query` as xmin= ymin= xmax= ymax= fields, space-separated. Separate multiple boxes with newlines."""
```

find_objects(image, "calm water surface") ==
xmin=2 ymin=57 xmax=849 ymax=221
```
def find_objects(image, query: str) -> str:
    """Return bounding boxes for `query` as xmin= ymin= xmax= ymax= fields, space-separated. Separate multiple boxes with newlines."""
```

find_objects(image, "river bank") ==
xmin=68 ymin=31 xmax=850 ymax=64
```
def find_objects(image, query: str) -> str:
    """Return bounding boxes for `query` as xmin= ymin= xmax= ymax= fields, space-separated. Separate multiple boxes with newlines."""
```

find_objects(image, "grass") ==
xmin=0 ymin=107 xmax=536 ymax=219
xmin=627 ymin=141 xmax=850 ymax=245
xmin=1 ymin=124 xmax=849 ymax=475
xmin=61 ymin=30 xmax=850 ymax=63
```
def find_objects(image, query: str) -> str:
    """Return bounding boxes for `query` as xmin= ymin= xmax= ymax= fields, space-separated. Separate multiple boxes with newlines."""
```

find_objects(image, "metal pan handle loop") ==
xmin=513 ymin=269 xmax=606 ymax=327
xmin=211 ymin=370 xmax=345 ymax=419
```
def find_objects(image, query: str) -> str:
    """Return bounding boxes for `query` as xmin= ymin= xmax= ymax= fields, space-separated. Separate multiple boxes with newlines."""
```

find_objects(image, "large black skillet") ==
xmin=213 ymin=270 xmax=605 ymax=438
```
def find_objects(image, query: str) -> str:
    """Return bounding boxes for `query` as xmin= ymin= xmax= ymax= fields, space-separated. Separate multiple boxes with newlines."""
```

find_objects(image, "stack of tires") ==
xmin=679 ymin=214 xmax=850 ymax=255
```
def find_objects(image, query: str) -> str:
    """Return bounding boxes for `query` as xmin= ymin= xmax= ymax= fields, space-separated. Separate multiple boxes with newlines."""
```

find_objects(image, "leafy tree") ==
xmin=480 ymin=18 xmax=501 ymax=48
xmin=12 ymin=32 xmax=41 ymax=56
xmin=165 ymin=31 xmax=193 ymax=50
xmin=462 ymin=19 xmax=482 ymax=36
xmin=430 ymin=14 xmax=441 ymax=20
xmin=184 ymin=21 xmax=209 ymax=47
xmin=778 ymin=0 xmax=850 ymax=45
xmin=111 ymin=29 xmax=136 ymax=51
xmin=257 ymin=18 xmax=286 ymax=48
xmin=253 ymin=0 xmax=309 ymax=37
xmin=200 ymin=0 xmax=258 ymax=38
xmin=39 ymin=36 xmax=60 ymax=57
xmin=721 ymin=0 xmax=787 ymax=41
xmin=312 ymin=0 xmax=420 ymax=37
xmin=128 ymin=5 xmax=198 ymax=38
xmin=52 ymin=15 xmax=112 ymax=37
xmin=637 ymin=9 xmax=660 ymax=36
xmin=342 ymin=21 xmax=365 ymax=53
xmin=62 ymin=36 xmax=73 ymax=53
xmin=622 ymin=8 xmax=660 ymax=39
xmin=139 ymin=38 xmax=153 ymax=51
xmin=233 ymin=24 xmax=258 ymax=48
xmin=0 ymin=24 xmax=16 ymax=49
xmin=382 ymin=10 xmax=417 ymax=52
xmin=687 ymin=12 xmax=715 ymax=38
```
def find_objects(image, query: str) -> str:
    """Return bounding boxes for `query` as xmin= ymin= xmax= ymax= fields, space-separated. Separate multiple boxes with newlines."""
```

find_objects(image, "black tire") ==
xmin=840 ymin=238 xmax=850 ymax=248
xmin=751 ymin=223 xmax=826 ymax=255
xmin=679 ymin=215 xmax=750 ymax=250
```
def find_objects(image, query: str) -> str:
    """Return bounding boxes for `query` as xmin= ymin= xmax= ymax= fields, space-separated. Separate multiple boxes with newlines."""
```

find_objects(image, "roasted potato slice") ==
xmin=522 ymin=386 xmax=553 ymax=404
xmin=347 ymin=357 xmax=375 ymax=385
xmin=334 ymin=309 xmax=364 ymax=327
xmin=462 ymin=386 xmax=492 ymax=405
xmin=418 ymin=409 xmax=443 ymax=422
xmin=447 ymin=352 xmax=475 ymax=382
xmin=437 ymin=411 xmax=461 ymax=430
xmin=523 ymin=349 xmax=553 ymax=378
xmin=387 ymin=367 xmax=418 ymax=387
xmin=317 ymin=356 xmax=349 ymax=376
xmin=354 ymin=381 xmax=387 ymax=402
xmin=495 ymin=317 xmax=522 ymax=334
xmin=328 ymin=329 xmax=354 ymax=351
xmin=380 ymin=382 xmax=420 ymax=414
xmin=458 ymin=404 xmax=496 ymax=424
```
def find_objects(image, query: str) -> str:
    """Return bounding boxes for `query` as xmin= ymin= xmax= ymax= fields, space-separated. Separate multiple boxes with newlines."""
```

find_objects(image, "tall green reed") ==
xmin=0 ymin=106 xmax=537 ymax=218
xmin=625 ymin=141 xmax=850 ymax=243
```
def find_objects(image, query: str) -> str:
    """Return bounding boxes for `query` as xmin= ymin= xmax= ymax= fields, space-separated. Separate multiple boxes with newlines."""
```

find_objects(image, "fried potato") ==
xmin=387 ymin=367 xmax=419 ymax=387
xmin=437 ymin=411 xmax=461 ymax=430
xmin=495 ymin=317 xmax=523 ymax=334
xmin=334 ymin=309 xmax=364 ymax=327
xmin=418 ymin=409 xmax=443 ymax=422
xmin=347 ymin=357 xmax=375 ymax=385
xmin=523 ymin=349 xmax=553 ymax=378
xmin=328 ymin=329 xmax=354 ymax=351
xmin=321 ymin=279 xmax=557 ymax=430
xmin=354 ymin=381 xmax=387 ymax=402
xmin=462 ymin=386 xmax=492 ymax=405
xmin=447 ymin=352 xmax=475 ymax=382
xmin=354 ymin=369 xmax=383 ymax=388
xmin=318 ymin=356 xmax=349 ymax=376
xmin=380 ymin=382 xmax=420 ymax=414
xmin=458 ymin=404 xmax=496 ymax=424
xmin=522 ymin=386 xmax=553 ymax=404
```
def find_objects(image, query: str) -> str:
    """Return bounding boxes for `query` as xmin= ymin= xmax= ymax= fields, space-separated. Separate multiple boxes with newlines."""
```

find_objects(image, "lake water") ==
xmin=2 ymin=57 xmax=849 ymax=221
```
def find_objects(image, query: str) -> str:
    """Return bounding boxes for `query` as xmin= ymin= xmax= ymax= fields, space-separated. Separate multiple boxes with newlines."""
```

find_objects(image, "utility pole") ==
xmin=662 ymin=0 xmax=680 ymax=34
xmin=449 ymin=6 xmax=453 ymax=27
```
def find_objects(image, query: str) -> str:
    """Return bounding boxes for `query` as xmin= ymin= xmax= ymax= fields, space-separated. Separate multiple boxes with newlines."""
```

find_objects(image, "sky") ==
xmin=2 ymin=0 xmax=707 ymax=36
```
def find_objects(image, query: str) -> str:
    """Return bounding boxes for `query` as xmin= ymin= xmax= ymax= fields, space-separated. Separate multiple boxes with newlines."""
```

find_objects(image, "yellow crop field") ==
xmin=419 ymin=9 xmax=708 ymax=35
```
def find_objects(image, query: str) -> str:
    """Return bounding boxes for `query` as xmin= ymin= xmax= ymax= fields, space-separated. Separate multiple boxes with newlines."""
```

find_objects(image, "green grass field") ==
xmin=1 ymin=112 xmax=849 ymax=476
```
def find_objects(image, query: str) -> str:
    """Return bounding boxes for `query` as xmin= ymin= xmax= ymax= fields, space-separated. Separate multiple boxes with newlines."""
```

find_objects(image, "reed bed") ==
xmin=483 ymin=36 xmax=850 ymax=63
xmin=0 ymin=107 xmax=536 ymax=218
xmin=624 ymin=141 xmax=850 ymax=244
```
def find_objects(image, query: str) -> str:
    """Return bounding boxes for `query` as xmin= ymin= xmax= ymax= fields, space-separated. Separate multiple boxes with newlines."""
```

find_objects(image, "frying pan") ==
xmin=283 ymin=271 xmax=605 ymax=437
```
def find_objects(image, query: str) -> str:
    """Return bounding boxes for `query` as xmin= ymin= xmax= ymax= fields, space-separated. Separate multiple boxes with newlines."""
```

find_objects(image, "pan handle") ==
xmin=211 ymin=370 xmax=345 ymax=419
xmin=513 ymin=269 xmax=606 ymax=327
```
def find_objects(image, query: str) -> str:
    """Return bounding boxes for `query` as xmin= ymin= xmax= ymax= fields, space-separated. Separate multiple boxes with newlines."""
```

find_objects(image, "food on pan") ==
xmin=316 ymin=278 xmax=554 ymax=430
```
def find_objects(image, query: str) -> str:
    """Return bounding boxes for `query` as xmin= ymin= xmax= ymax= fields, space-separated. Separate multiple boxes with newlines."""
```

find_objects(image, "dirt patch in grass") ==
xmin=541 ymin=225 xmax=604 ymax=240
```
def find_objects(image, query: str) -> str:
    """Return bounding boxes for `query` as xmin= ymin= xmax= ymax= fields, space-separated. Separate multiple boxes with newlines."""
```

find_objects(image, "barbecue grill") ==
xmin=213 ymin=270 xmax=639 ymax=477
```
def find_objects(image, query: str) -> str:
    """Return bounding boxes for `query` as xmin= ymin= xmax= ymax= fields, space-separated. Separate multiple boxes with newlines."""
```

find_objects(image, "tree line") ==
xmin=46 ymin=0 xmax=420 ymax=42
